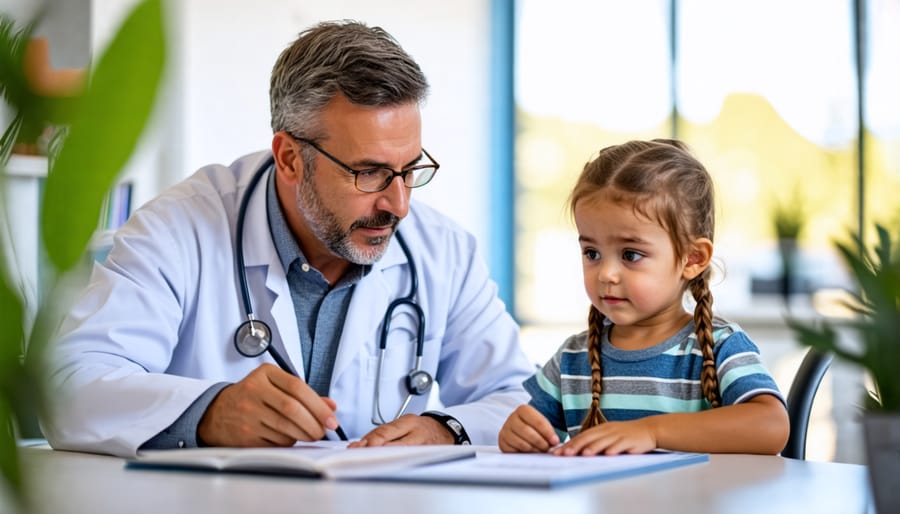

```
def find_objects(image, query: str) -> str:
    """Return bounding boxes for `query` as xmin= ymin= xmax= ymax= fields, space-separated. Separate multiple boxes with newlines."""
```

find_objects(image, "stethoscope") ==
xmin=232 ymin=156 xmax=433 ymax=428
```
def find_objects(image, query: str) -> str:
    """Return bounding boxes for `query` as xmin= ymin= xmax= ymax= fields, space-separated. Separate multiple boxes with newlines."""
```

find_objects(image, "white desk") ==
xmin=13 ymin=446 xmax=872 ymax=514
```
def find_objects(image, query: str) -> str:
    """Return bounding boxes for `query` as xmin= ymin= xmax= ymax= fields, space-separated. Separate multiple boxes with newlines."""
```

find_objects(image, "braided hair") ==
xmin=571 ymin=139 xmax=720 ymax=432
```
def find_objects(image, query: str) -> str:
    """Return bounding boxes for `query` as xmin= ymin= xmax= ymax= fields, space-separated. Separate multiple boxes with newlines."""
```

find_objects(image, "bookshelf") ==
xmin=1 ymin=154 xmax=134 ymax=311
xmin=92 ymin=181 xmax=133 ymax=261
xmin=1 ymin=155 xmax=48 ymax=317
xmin=4 ymin=154 xmax=48 ymax=178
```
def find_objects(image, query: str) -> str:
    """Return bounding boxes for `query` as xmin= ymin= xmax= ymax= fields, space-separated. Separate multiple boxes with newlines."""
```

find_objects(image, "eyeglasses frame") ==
xmin=285 ymin=132 xmax=440 ymax=193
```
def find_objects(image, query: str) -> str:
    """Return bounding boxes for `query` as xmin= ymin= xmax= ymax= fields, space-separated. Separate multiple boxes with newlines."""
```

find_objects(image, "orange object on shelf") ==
xmin=23 ymin=36 xmax=86 ymax=97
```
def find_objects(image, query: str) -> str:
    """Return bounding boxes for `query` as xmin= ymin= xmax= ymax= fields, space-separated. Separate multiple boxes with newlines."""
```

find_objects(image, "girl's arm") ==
xmin=555 ymin=394 xmax=789 ymax=456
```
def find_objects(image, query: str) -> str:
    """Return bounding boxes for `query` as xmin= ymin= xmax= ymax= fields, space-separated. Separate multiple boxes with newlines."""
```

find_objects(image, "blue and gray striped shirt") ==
xmin=524 ymin=319 xmax=784 ymax=440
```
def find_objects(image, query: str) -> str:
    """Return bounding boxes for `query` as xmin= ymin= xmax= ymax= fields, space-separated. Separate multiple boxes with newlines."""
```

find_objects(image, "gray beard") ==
xmin=295 ymin=178 xmax=399 ymax=265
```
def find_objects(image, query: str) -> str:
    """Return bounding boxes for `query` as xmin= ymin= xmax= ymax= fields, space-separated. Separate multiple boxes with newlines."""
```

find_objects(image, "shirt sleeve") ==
xmin=524 ymin=354 xmax=569 ymax=439
xmin=139 ymin=382 xmax=229 ymax=449
xmin=715 ymin=331 xmax=786 ymax=407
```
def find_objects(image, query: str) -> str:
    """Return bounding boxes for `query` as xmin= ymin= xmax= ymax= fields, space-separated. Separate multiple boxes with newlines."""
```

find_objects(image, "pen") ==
xmin=265 ymin=345 xmax=349 ymax=441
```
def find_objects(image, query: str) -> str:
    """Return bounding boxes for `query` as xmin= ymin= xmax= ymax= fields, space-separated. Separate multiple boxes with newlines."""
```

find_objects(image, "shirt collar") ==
xmin=266 ymin=169 xmax=305 ymax=273
xmin=265 ymin=169 xmax=368 ymax=286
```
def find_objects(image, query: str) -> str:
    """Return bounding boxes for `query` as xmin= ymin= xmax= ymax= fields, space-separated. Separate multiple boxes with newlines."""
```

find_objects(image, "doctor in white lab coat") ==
xmin=42 ymin=21 xmax=533 ymax=457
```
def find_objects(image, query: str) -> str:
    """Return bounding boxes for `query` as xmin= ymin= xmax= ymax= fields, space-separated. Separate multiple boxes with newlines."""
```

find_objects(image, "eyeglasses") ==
xmin=287 ymin=132 xmax=440 ymax=193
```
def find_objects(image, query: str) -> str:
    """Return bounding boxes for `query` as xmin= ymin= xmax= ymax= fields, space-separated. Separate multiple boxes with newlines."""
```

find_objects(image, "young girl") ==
xmin=500 ymin=139 xmax=789 ymax=456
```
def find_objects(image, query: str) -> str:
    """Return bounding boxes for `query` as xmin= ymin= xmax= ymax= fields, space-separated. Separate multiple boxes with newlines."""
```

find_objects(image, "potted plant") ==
xmin=0 ymin=16 xmax=81 ymax=163
xmin=0 ymin=1 xmax=166 ymax=511
xmin=786 ymin=224 xmax=900 ymax=513
xmin=772 ymin=190 xmax=807 ymax=307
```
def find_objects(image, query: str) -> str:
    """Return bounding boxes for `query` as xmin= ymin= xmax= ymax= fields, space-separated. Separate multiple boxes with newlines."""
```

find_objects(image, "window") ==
xmin=514 ymin=0 xmax=671 ymax=325
xmin=512 ymin=0 xmax=882 ymax=327
xmin=865 ymin=0 xmax=900 ymax=237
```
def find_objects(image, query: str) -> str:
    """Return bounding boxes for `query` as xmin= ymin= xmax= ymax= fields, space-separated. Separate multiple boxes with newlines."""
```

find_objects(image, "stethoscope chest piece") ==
xmin=234 ymin=319 xmax=272 ymax=357
xmin=406 ymin=369 xmax=433 ymax=396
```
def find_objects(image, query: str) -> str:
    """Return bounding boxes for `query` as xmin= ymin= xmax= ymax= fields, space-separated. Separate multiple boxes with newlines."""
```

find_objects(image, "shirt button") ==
xmin=178 ymin=440 xmax=185 ymax=448
xmin=301 ymin=263 xmax=310 ymax=272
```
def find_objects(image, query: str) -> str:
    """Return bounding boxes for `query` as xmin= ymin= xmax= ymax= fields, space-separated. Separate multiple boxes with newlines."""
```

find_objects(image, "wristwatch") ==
xmin=421 ymin=411 xmax=471 ymax=445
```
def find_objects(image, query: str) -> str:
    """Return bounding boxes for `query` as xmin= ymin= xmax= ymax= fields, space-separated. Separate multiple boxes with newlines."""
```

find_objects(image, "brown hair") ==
xmin=568 ymin=139 xmax=720 ymax=433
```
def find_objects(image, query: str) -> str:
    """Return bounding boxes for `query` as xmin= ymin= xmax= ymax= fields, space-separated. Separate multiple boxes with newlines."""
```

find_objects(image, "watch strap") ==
xmin=421 ymin=411 xmax=471 ymax=445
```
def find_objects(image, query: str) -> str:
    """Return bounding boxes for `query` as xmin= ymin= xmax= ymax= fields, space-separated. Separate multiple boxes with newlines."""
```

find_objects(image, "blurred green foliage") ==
xmin=0 ymin=0 xmax=166 ymax=507
xmin=787 ymin=224 xmax=900 ymax=412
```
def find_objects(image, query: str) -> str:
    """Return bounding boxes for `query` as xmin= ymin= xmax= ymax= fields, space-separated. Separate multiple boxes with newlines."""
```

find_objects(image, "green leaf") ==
xmin=0 ymin=15 xmax=35 ymax=112
xmin=0 ymin=266 xmax=24 ymax=497
xmin=0 ymin=397 xmax=21 ymax=499
xmin=0 ymin=114 xmax=22 ymax=166
xmin=0 ymin=266 xmax=25 ymax=387
xmin=788 ymin=222 xmax=900 ymax=412
xmin=41 ymin=0 xmax=166 ymax=271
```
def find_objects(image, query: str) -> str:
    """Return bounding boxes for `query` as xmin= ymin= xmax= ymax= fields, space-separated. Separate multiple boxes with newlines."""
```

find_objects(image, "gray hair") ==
xmin=269 ymin=20 xmax=429 ymax=137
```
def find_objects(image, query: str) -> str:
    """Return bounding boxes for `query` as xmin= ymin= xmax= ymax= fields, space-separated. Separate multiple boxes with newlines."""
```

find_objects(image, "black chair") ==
xmin=781 ymin=348 xmax=833 ymax=459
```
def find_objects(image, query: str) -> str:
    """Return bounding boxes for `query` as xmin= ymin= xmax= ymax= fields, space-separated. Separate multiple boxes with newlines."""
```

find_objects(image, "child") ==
xmin=500 ymin=139 xmax=789 ymax=456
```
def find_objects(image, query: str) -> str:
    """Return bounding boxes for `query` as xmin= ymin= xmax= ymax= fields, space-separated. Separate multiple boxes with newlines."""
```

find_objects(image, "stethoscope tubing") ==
xmin=235 ymin=156 xmax=274 ymax=318
xmin=235 ymin=155 xmax=429 ymax=427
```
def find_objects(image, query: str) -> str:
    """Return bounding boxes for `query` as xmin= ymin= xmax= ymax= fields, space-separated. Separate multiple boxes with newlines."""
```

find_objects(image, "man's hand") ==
xmin=347 ymin=414 xmax=452 ymax=447
xmin=197 ymin=363 xmax=340 ymax=447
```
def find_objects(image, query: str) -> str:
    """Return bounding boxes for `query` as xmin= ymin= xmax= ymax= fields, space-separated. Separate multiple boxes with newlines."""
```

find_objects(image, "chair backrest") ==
xmin=781 ymin=348 xmax=833 ymax=459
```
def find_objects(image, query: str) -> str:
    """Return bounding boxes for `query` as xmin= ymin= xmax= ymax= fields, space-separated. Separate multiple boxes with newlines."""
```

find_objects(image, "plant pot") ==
xmin=777 ymin=237 xmax=798 ymax=305
xmin=862 ymin=412 xmax=900 ymax=513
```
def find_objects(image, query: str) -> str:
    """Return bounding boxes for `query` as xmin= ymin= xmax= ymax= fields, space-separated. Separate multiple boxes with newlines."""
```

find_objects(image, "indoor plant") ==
xmin=0 ymin=0 xmax=165 ymax=510
xmin=772 ymin=191 xmax=807 ymax=306
xmin=786 ymin=224 xmax=899 ymax=513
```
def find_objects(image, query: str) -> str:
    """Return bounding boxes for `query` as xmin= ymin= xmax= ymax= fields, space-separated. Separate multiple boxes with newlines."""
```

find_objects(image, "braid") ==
xmin=691 ymin=273 xmax=721 ymax=408
xmin=580 ymin=306 xmax=608 ymax=432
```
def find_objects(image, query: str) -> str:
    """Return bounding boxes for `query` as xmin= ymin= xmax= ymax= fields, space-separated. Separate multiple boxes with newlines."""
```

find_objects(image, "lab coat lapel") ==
xmin=330 ymin=236 xmax=407 ymax=388
xmin=239 ymin=167 xmax=305 ymax=381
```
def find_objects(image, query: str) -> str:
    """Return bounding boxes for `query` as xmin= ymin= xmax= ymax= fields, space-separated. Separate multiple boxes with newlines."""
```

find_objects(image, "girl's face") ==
xmin=574 ymin=192 xmax=693 ymax=344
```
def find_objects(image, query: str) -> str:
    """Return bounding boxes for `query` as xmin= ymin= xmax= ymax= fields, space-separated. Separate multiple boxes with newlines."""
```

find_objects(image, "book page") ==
xmin=376 ymin=448 xmax=709 ymax=488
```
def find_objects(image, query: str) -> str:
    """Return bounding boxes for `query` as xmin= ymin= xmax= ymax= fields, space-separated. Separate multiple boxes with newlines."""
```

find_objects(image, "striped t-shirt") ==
xmin=524 ymin=319 xmax=784 ymax=440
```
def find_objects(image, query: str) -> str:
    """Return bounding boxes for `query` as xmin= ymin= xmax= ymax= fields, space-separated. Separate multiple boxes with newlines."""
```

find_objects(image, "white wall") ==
xmin=2 ymin=0 xmax=497 ymax=309
xmin=2 ymin=0 xmax=495 ymax=254
xmin=163 ymin=0 xmax=494 ymax=250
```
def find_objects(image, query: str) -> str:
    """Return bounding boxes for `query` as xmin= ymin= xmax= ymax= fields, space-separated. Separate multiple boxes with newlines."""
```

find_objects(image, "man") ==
xmin=43 ymin=20 xmax=533 ymax=457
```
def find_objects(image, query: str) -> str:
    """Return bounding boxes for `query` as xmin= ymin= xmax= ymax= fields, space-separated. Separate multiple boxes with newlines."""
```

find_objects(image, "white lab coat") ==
xmin=43 ymin=151 xmax=533 ymax=457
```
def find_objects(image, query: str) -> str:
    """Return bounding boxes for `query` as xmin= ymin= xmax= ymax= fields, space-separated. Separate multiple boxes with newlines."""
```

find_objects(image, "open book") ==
xmin=127 ymin=442 xmax=476 ymax=480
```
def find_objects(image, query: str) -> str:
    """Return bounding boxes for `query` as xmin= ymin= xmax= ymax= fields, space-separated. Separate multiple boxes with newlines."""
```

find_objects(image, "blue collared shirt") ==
xmin=264 ymin=168 xmax=366 ymax=394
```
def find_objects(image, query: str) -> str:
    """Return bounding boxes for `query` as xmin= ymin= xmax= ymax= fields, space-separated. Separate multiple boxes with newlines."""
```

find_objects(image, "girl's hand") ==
xmin=551 ymin=419 xmax=656 ymax=456
xmin=498 ymin=405 xmax=560 ymax=453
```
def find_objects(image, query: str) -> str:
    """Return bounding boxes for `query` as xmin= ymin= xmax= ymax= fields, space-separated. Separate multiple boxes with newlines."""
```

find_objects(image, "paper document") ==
xmin=127 ymin=442 xmax=476 ymax=479
xmin=376 ymin=447 xmax=709 ymax=488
